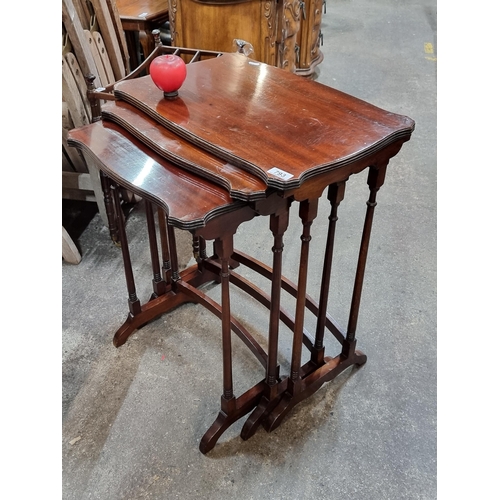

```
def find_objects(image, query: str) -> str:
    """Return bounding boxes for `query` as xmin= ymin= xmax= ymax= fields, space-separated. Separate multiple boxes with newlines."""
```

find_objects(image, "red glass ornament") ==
xmin=150 ymin=54 xmax=187 ymax=99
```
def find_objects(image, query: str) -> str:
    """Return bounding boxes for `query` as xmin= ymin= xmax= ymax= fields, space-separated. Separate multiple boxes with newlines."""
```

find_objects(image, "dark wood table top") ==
xmin=101 ymin=100 xmax=268 ymax=202
xmin=113 ymin=53 xmax=415 ymax=190
xmin=68 ymin=119 xmax=246 ymax=231
xmin=115 ymin=0 xmax=168 ymax=23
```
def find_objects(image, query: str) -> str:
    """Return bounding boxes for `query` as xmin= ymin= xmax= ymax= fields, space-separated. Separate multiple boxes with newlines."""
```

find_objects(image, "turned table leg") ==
xmin=145 ymin=200 xmax=168 ymax=298
xmin=100 ymin=172 xmax=120 ymax=244
xmin=167 ymin=224 xmax=180 ymax=282
xmin=240 ymin=204 xmax=290 ymax=439
xmin=311 ymin=181 xmax=346 ymax=365
xmin=263 ymin=198 xmax=323 ymax=430
xmin=111 ymin=193 xmax=195 ymax=347
xmin=264 ymin=165 xmax=388 ymax=431
xmin=266 ymin=207 xmax=290 ymax=392
xmin=157 ymin=207 xmax=172 ymax=284
xmin=342 ymin=163 xmax=387 ymax=361
xmin=199 ymin=232 xmax=267 ymax=454
xmin=111 ymin=179 xmax=141 ymax=320
xmin=289 ymin=199 xmax=319 ymax=393
xmin=217 ymin=235 xmax=236 ymax=406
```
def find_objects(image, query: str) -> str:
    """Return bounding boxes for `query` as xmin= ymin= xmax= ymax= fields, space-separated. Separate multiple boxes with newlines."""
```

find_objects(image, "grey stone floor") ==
xmin=62 ymin=0 xmax=437 ymax=498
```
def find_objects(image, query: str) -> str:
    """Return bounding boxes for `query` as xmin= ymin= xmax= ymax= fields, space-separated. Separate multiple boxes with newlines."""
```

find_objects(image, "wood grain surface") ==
xmin=67 ymin=120 xmax=247 ymax=230
xmin=113 ymin=53 xmax=415 ymax=189
xmin=101 ymin=100 xmax=268 ymax=201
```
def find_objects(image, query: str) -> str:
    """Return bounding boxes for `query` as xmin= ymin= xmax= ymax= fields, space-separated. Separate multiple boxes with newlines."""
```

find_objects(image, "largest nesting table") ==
xmin=68 ymin=52 xmax=414 ymax=454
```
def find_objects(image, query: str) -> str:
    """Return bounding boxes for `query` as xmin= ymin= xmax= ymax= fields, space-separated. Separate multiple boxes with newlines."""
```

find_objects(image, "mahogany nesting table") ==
xmin=68 ymin=50 xmax=414 ymax=454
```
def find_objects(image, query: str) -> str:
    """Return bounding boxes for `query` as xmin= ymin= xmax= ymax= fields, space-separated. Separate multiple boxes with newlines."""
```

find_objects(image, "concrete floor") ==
xmin=62 ymin=0 xmax=437 ymax=498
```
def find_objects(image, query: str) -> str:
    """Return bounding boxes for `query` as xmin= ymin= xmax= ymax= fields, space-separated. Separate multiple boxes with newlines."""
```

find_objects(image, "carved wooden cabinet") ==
xmin=167 ymin=0 xmax=324 ymax=75
xmin=295 ymin=0 xmax=324 ymax=75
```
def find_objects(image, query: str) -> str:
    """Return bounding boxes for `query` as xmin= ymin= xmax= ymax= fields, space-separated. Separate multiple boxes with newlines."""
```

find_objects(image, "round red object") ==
xmin=150 ymin=55 xmax=187 ymax=97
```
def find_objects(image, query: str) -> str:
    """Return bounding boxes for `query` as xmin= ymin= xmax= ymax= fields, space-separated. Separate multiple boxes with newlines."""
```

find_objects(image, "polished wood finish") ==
xmin=113 ymin=53 xmax=414 ymax=190
xmin=68 ymin=54 xmax=414 ymax=454
xmin=84 ymin=44 xmax=224 ymax=123
xmin=68 ymin=120 xmax=246 ymax=230
xmin=101 ymin=100 xmax=268 ymax=201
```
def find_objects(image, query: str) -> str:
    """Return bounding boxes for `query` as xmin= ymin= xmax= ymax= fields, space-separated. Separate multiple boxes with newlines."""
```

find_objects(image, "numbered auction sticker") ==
xmin=267 ymin=167 xmax=294 ymax=181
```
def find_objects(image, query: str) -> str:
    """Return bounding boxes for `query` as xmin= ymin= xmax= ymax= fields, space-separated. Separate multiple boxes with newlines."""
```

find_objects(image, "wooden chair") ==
xmin=62 ymin=0 xmax=131 ymax=263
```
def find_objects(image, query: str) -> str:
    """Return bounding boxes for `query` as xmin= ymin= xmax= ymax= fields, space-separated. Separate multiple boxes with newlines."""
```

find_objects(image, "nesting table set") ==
xmin=68 ymin=49 xmax=414 ymax=454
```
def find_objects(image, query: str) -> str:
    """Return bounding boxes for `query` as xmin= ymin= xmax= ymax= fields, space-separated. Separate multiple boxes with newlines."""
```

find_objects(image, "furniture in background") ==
xmin=295 ymin=0 xmax=325 ymax=75
xmin=115 ymin=0 xmax=170 ymax=70
xmin=62 ymin=0 xmax=131 ymax=263
xmin=168 ymin=0 xmax=324 ymax=75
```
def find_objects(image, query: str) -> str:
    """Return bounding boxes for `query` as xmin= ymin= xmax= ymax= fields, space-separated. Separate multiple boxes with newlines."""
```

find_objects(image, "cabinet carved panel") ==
xmin=295 ymin=0 xmax=324 ymax=75
xmin=167 ymin=0 xmax=324 ymax=75
xmin=278 ymin=0 xmax=302 ymax=72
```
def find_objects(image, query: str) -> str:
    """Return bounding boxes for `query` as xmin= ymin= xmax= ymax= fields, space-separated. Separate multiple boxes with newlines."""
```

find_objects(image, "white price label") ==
xmin=267 ymin=167 xmax=294 ymax=181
